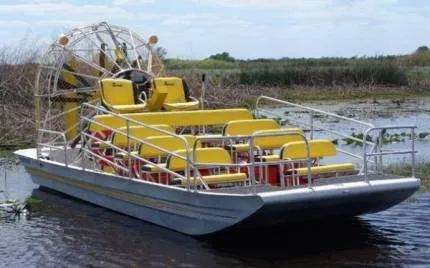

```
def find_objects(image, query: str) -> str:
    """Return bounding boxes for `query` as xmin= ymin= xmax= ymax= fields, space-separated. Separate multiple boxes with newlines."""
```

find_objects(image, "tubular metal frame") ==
xmin=256 ymin=95 xmax=418 ymax=180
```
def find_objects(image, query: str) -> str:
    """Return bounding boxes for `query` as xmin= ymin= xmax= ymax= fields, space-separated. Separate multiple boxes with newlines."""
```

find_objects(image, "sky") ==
xmin=1 ymin=0 xmax=430 ymax=59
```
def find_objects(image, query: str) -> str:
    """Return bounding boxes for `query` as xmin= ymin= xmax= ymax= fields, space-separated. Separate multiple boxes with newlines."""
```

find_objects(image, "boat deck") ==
xmin=205 ymin=174 xmax=404 ymax=194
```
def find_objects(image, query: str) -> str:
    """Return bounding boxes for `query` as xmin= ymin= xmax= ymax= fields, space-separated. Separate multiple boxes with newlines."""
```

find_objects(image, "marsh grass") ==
xmin=385 ymin=162 xmax=430 ymax=190
xmin=167 ymin=53 xmax=430 ymax=89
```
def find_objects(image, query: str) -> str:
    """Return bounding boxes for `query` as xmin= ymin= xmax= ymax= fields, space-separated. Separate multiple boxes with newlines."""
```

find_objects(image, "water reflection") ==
xmin=204 ymin=219 xmax=399 ymax=267
xmin=1 ymin=165 xmax=429 ymax=267
xmin=2 ymin=187 xmax=421 ymax=267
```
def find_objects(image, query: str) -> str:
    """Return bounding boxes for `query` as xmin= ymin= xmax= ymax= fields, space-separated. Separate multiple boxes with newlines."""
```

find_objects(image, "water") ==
xmin=0 ymin=165 xmax=429 ymax=267
xmin=2 ymin=98 xmax=430 ymax=267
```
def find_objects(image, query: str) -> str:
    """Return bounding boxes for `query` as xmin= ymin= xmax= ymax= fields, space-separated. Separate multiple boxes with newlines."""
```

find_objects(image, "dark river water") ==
xmin=1 ymin=164 xmax=429 ymax=268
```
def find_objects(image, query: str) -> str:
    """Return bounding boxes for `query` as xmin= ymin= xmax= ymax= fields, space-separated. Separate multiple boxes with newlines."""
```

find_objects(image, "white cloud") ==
xmin=112 ymin=0 xmax=155 ymax=5
xmin=0 ymin=3 xmax=130 ymax=18
xmin=1 ymin=0 xmax=430 ymax=59
xmin=187 ymin=0 xmax=330 ymax=9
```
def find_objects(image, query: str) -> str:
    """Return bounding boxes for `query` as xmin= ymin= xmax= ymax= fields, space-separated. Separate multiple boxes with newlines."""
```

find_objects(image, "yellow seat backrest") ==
xmin=280 ymin=139 xmax=337 ymax=160
xmin=139 ymin=135 xmax=201 ymax=158
xmin=253 ymin=128 xmax=304 ymax=150
xmin=88 ymin=109 xmax=253 ymax=133
xmin=112 ymin=125 xmax=175 ymax=147
xmin=167 ymin=148 xmax=232 ymax=171
xmin=153 ymin=77 xmax=187 ymax=104
xmin=100 ymin=78 xmax=135 ymax=106
xmin=223 ymin=119 xmax=280 ymax=136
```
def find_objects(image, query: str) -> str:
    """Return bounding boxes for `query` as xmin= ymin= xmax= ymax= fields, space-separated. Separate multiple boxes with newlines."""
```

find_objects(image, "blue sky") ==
xmin=1 ymin=0 xmax=430 ymax=59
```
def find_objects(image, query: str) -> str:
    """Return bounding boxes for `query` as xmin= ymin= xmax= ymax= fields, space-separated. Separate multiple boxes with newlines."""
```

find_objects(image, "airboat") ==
xmin=15 ymin=22 xmax=420 ymax=235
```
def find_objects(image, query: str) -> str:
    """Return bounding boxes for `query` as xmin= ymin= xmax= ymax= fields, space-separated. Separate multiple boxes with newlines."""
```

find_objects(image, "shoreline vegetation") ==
xmin=1 ymin=45 xmax=430 ymax=148
xmin=384 ymin=162 xmax=430 ymax=190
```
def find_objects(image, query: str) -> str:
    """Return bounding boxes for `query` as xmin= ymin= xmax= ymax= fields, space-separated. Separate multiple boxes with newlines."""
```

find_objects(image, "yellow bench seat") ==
xmin=257 ymin=155 xmax=280 ymax=162
xmin=225 ymin=128 xmax=304 ymax=153
xmin=110 ymin=104 xmax=148 ymax=113
xmin=177 ymin=173 xmax=248 ymax=185
xmin=294 ymin=163 xmax=354 ymax=175
xmin=89 ymin=109 xmax=253 ymax=133
xmin=163 ymin=101 xmax=200 ymax=111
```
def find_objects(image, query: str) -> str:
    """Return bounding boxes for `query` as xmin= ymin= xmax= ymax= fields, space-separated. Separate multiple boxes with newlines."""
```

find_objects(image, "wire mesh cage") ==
xmin=35 ymin=22 xmax=164 ymax=147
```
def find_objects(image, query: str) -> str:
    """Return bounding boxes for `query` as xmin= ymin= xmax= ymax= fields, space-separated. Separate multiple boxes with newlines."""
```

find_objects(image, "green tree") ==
xmin=416 ymin=46 xmax=429 ymax=53
xmin=208 ymin=52 xmax=235 ymax=62
xmin=153 ymin=46 xmax=167 ymax=59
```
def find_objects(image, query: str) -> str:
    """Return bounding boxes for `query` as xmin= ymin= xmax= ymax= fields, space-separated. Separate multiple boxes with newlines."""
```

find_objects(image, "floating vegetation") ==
xmin=418 ymin=132 xmax=430 ymax=139
xmin=340 ymin=130 xmax=430 ymax=146
xmin=274 ymin=117 xmax=283 ymax=125
xmin=342 ymin=132 xmax=373 ymax=146
xmin=0 ymin=196 xmax=42 ymax=218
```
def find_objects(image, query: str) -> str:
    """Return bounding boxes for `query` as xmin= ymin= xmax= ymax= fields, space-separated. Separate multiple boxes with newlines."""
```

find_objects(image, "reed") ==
xmin=384 ymin=162 xmax=430 ymax=189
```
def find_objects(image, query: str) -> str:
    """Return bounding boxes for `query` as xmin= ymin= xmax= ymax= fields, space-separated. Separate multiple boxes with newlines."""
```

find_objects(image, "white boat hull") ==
xmin=16 ymin=149 xmax=420 ymax=235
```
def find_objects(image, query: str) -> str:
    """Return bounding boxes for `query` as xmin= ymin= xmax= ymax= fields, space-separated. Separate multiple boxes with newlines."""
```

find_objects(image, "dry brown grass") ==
xmin=0 ymin=40 xmax=40 ymax=147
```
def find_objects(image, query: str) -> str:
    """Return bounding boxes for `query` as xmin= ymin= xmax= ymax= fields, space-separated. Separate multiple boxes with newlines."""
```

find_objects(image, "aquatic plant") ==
xmin=0 ymin=196 xmax=42 ymax=218
xmin=418 ymin=132 xmax=430 ymax=139
xmin=385 ymin=162 xmax=430 ymax=190
xmin=342 ymin=132 xmax=373 ymax=146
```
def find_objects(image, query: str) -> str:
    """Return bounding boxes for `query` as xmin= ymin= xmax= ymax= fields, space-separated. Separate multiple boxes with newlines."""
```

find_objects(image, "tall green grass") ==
xmin=166 ymin=56 xmax=417 ymax=87
xmin=238 ymin=63 xmax=408 ymax=87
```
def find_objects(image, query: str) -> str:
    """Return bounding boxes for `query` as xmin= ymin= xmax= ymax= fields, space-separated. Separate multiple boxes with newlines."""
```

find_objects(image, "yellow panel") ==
xmin=101 ymin=78 xmax=135 ymax=106
xmin=223 ymin=119 xmax=280 ymax=136
xmin=253 ymin=128 xmax=304 ymax=149
xmin=258 ymin=155 xmax=280 ymax=162
xmin=139 ymin=135 xmax=200 ymax=158
xmin=110 ymin=103 xmax=147 ymax=114
xmin=163 ymin=101 xmax=200 ymax=111
xmin=88 ymin=109 xmax=253 ymax=133
xmin=167 ymin=148 xmax=232 ymax=171
xmin=102 ymin=165 xmax=115 ymax=174
xmin=147 ymin=86 xmax=168 ymax=112
xmin=280 ymin=139 xmax=337 ymax=160
xmin=112 ymin=125 xmax=175 ymax=147
xmin=179 ymin=173 xmax=247 ymax=185
xmin=295 ymin=163 xmax=354 ymax=175
xmin=61 ymin=56 xmax=77 ymax=87
xmin=226 ymin=143 xmax=250 ymax=152
xmin=153 ymin=77 xmax=186 ymax=104
xmin=64 ymin=93 xmax=80 ymax=141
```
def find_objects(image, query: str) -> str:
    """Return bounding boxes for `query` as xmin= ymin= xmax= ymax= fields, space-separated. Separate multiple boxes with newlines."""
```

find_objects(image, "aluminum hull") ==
xmin=15 ymin=149 xmax=420 ymax=236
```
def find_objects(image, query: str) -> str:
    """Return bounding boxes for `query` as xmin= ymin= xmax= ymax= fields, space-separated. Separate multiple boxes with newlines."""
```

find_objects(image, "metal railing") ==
xmin=35 ymin=96 xmax=418 ymax=192
xmin=80 ymin=102 xmax=194 ymax=188
xmin=37 ymin=129 xmax=68 ymax=166
xmin=362 ymin=126 xmax=417 ymax=181
xmin=80 ymin=103 xmax=316 ymax=190
xmin=193 ymin=131 xmax=313 ymax=189
xmin=256 ymin=95 xmax=418 ymax=180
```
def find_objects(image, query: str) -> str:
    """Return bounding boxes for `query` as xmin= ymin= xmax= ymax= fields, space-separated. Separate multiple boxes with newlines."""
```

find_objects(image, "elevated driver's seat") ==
xmin=152 ymin=77 xmax=200 ymax=111
xmin=100 ymin=78 xmax=147 ymax=113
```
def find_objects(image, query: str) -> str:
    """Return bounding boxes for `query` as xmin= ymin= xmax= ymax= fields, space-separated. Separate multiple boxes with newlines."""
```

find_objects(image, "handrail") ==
xmin=194 ymin=130 xmax=312 ymax=189
xmin=37 ymin=129 xmax=68 ymax=166
xmin=80 ymin=102 xmax=193 ymax=189
xmin=255 ymin=96 xmax=377 ymax=165
xmin=256 ymin=96 xmax=375 ymax=128
xmin=258 ymin=108 xmax=375 ymax=147
xmin=255 ymin=95 xmax=419 ymax=183
xmin=81 ymin=132 xmax=187 ymax=180
xmin=362 ymin=125 xmax=417 ymax=181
